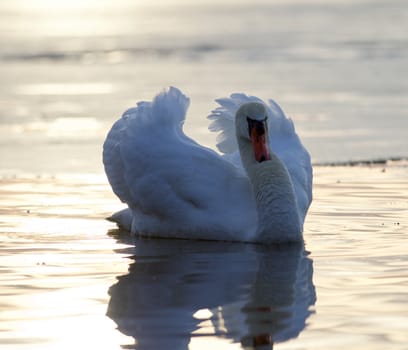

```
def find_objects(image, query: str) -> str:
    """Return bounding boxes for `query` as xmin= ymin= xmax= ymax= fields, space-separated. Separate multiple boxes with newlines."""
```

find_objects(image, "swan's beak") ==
xmin=249 ymin=119 xmax=271 ymax=163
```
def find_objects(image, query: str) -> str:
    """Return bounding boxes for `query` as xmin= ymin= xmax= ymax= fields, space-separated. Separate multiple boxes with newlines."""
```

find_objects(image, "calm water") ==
xmin=0 ymin=166 xmax=407 ymax=349
xmin=0 ymin=0 xmax=408 ymax=174
xmin=1 ymin=1 xmax=408 ymax=349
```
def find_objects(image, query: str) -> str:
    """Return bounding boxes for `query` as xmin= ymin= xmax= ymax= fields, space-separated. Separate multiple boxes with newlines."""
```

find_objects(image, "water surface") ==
xmin=1 ymin=0 xmax=407 ymax=173
xmin=1 ymin=165 xmax=407 ymax=349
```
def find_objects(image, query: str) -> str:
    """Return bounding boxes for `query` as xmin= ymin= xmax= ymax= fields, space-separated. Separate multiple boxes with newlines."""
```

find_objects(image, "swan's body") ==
xmin=103 ymin=87 xmax=312 ymax=243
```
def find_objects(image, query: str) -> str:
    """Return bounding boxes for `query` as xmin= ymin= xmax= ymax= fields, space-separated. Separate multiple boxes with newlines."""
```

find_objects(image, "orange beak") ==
xmin=249 ymin=119 xmax=271 ymax=163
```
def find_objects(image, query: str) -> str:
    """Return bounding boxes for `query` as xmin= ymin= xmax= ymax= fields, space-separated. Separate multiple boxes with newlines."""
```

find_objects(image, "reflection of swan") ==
xmin=103 ymin=87 xmax=312 ymax=243
xmin=106 ymin=230 xmax=316 ymax=349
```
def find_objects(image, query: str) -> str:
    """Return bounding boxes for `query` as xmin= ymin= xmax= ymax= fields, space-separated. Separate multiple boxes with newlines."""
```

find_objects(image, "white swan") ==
xmin=103 ymin=87 xmax=312 ymax=243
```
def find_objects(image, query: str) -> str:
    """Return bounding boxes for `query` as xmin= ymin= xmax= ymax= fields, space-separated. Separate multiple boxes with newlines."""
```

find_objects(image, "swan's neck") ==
xmin=238 ymin=138 xmax=302 ymax=243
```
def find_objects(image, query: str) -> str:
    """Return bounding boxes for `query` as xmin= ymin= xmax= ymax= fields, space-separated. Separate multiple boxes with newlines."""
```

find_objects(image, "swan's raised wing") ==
xmin=208 ymin=94 xmax=312 ymax=222
xmin=103 ymin=87 xmax=256 ymax=240
xmin=103 ymin=87 xmax=189 ymax=206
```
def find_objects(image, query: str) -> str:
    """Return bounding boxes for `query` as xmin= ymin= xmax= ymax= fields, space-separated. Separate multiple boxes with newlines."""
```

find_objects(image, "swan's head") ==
xmin=236 ymin=102 xmax=271 ymax=163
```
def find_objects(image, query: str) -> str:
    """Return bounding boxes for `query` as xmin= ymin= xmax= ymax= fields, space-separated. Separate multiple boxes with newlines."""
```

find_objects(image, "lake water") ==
xmin=0 ymin=1 xmax=407 ymax=349
xmin=0 ymin=0 xmax=407 ymax=173
xmin=1 ymin=166 xmax=407 ymax=349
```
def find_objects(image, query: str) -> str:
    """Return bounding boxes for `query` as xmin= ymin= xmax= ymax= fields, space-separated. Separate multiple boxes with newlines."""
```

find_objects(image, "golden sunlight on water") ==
xmin=14 ymin=0 xmax=102 ymax=10
xmin=4 ymin=0 xmax=155 ymax=39
xmin=0 ymin=164 xmax=407 ymax=349
xmin=2 ymin=0 xmax=131 ymax=39
xmin=0 ymin=175 xmax=133 ymax=349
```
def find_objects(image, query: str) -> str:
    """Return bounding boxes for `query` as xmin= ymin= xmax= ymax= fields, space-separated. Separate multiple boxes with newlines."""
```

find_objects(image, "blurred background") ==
xmin=0 ymin=0 xmax=407 ymax=174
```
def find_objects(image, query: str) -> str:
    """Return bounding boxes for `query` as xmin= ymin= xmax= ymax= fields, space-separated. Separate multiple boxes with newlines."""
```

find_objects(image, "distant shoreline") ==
xmin=313 ymin=157 xmax=408 ymax=167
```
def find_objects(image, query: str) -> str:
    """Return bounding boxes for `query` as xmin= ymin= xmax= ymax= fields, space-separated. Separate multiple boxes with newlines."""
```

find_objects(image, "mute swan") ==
xmin=103 ymin=87 xmax=312 ymax=243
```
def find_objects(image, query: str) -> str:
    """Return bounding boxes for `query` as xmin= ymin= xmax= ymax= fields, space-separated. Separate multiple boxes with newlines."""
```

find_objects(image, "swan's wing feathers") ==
xmin=151 ymin=86 xmax=190 ymax=126
xmin=208 ymin=93 xmax=265 ymax=154
xmin=103 ymin=87 xmax=254 ymax=236
xmin=103 ymin=116 xmax=133 ymax=204
xmin=103 ymin=99 xmax=156 ymax=205
xmin=104 ymin=87 xmax=312 ymax=238
xmin=118 ymin=123 xmax=254 ymax=237
xmin=267 ymin=99 xmax=286 ymax=119
xmin=207 ymin=99 xmax=236 ymax=154
xmin=213 ymin=97 xmax=240 ymax=112
xmin=103 ymin=87 xmax=190 ymax=207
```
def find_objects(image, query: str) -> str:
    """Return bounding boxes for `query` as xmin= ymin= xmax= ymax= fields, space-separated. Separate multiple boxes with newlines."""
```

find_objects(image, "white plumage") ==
xmin=103 ymin=87 xmax=312 ymax=243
